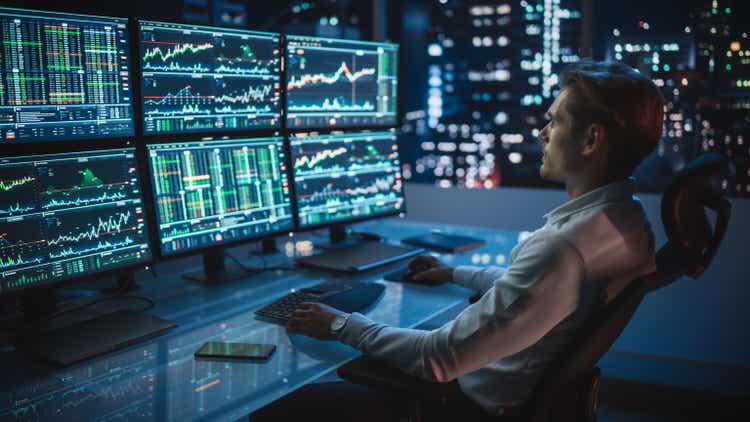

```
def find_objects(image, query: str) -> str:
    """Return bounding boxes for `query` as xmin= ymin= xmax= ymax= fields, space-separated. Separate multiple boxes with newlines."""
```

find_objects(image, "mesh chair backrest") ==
xmin=660 ymin=153 xmax=730 ymax=280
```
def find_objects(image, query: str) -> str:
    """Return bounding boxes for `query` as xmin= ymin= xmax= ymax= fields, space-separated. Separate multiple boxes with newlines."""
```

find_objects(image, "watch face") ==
xmin=331 ymin=316 xmax=347 ymax=332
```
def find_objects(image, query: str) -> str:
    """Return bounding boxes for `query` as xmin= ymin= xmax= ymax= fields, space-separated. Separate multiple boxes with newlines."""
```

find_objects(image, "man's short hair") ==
xmin=560 ymin=60 xmax=665 ymax=176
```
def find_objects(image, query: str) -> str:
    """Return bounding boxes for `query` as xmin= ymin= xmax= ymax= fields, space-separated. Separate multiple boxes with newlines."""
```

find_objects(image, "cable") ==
xmin=227 ymin=251 xmax=296 ymax=273
xmin=18 ymin=273 xmax=152 ymax=325
xmin=350 ymin=231 xmax=383 ymax=241
xmin=46 ymin=295 xmax=154 ymax=321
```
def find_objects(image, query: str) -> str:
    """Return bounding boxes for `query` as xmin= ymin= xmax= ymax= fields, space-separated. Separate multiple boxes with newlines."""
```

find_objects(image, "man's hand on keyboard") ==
xmin=407 ymin=255 xmax=454 ymax=285
xmin=286 ymin=302 xmax=350 ymax=341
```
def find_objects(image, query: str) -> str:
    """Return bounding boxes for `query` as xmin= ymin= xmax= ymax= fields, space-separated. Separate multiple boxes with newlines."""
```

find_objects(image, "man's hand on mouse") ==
xmin=406 ymin=255 xmax=454 ymax=285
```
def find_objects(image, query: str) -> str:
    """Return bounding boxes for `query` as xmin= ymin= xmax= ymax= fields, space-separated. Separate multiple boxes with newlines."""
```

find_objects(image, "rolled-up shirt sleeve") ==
xmin=338 ymin=233 xmax=585 ymax=383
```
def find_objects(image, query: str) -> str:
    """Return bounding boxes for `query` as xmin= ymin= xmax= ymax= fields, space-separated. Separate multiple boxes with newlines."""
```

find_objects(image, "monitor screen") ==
xmin=290 ymin=129 xmax=404 ymax=228
xmin=0 ymin=148 xmax=151 ymax=293
xmin=147 ymin=137 xmax=293 ymax=256
xmin=286 ymin=36 xmax=398 ymax=129
xmin=139 ymin=21 xmax=281 ymax=135
xmin=0 ymin=8 xmax=135 ymax=144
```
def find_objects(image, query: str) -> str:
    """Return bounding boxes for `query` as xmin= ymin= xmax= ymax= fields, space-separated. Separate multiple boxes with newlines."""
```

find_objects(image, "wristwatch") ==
xmin=329 ymin=314 xmax=350 ymax=336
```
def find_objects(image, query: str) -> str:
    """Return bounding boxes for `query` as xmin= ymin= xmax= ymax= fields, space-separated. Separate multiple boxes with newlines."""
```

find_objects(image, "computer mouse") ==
xmin=404 ymin=262 xmax=434 ymax=281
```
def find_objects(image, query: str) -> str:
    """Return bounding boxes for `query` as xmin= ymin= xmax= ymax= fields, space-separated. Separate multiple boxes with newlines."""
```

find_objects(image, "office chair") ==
xmin=337 ymin=153 xmax=731 ymax=422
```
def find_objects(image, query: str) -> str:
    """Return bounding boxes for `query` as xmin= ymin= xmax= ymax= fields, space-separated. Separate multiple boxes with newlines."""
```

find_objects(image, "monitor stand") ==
xmin=16 ymin=273 xmax=177 ymax=366
xmin=102 ymin=271 xmax=141 ymax=294
xmin=315 ymin=224 xmax=382 ymax=250
xmin=182 ymin=246 xmax=264 ymax=283
xmin=258 ymin=237 xmax=279 ymax=254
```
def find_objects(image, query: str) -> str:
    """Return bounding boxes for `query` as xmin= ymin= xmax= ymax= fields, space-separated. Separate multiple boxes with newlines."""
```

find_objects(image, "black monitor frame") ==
xmin=283 ymin=34 xmax=400 ymax=132
xmin=134 ymin=19 xmax=283 ymax=141
xmin=0 ymin=145 xmax=154 ymax=298
xmin=140 ymin=134 xmax=295 ymax=268
xmin=0 ymin=6 xmax=136 ymax=154
xmin=285 ymin=128 xmax=406 ymax=244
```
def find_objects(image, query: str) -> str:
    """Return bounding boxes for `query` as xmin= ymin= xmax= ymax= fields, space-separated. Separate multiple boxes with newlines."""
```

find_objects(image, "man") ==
xmin=254 ymin=60 xmax=662 ymax=420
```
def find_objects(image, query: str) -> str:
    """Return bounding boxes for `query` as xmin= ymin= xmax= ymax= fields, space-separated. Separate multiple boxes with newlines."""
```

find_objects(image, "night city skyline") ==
xmin=397 ymin=0 xmax=749 ymax=197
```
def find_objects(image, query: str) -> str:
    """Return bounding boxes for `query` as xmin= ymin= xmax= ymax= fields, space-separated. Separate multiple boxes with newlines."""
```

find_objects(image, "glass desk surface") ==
xmin=0 ymin=218 xmax=521 ymax=421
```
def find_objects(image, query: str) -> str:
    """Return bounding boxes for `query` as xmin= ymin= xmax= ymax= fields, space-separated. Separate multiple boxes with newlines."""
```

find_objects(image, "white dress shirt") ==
xmin=338 ymin=179 xmax=656 ymax=415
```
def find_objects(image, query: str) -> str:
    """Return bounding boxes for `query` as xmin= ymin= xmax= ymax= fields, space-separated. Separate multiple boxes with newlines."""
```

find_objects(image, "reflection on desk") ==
xmin=0 ymin=218 xmax=520 ymax=421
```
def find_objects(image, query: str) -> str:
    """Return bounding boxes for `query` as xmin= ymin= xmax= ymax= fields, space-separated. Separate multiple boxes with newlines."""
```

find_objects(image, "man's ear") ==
xmin=582 ymin=123 xmax=606 ymax=156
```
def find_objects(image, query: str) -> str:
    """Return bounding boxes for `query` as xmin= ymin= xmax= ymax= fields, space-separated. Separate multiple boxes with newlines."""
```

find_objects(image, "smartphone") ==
xmin=194 ymin=342 xmax=276 ymax=361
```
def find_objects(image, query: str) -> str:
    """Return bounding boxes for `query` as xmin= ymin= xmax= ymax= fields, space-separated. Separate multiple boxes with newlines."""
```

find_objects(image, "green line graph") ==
xmin=0 ymin=175 xmax=35 ymax=192
xmin=143 ymin=42 xmax=214 ymax=62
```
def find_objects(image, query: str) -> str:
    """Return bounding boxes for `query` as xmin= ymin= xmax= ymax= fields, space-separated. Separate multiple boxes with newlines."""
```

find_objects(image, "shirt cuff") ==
xmin=453 ymin=265 xmax=482 ymax=286
xmin=337 ymin=312 xmax=373 ymax=347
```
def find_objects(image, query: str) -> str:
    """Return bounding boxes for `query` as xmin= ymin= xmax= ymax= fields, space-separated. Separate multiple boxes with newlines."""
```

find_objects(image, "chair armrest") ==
xmin=337 ymin=356 xmax=460 ymax=401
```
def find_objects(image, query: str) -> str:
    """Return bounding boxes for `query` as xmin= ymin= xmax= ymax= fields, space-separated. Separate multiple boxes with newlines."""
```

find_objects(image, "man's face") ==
xmin=538 ymin=88 xmax=585 ymax=182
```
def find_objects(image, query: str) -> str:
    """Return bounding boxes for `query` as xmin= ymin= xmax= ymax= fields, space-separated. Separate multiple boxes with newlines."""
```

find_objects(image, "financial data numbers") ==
xmin=147 ymin=137 xmax=293 ymax=255
xmin=0 ymin=149 xmax=151 ymax=293
xmin=0 ymin=8 xmax=134 ymax=143
xmin=291 ymin=130 xmax=404 ymax=227
xmin=286 ymin=36 xmax=398 ymax=129
xmin=139 ymin=21 xmax=281 ymax=135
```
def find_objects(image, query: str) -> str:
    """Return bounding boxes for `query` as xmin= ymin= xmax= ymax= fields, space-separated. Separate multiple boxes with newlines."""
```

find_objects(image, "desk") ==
xmin=0 ymin=219 xmax=521 ymax=421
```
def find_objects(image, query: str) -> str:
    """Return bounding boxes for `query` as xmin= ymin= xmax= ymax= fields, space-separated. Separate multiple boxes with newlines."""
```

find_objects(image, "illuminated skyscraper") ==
xmin=691 ymin=0 xmax=749 ymax=197
xmin=400 ymin=0 xmax=587 ymax=189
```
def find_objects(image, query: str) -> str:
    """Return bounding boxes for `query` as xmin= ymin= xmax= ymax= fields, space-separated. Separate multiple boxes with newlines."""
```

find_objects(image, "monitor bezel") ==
xmin=286 ymin=128 xmax=407 ymax=234
xmin=283 ymin=34 xmax=400 ymax=131
xmin=0 ymin=146 xmax=154 ymax=296
xmin=141 ymin=134 xmax=296 ymax=261
xmin=0 ymin=7 xmax=136 ymax=151
xmin=135 ymin=19 xmax=284 ymax=140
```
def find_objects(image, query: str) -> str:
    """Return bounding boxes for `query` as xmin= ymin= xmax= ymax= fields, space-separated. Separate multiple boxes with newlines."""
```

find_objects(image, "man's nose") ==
xmin=539 ymin=124 xmax=549 ymax=143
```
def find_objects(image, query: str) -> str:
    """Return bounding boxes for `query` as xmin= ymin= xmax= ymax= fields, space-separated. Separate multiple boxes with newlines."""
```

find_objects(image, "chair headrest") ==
xmin=661 ymin=153 xmax=730 ymax=278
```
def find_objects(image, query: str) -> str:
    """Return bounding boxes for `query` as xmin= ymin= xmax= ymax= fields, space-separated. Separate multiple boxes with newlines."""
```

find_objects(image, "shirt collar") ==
xmin=544 ymin=178 xmax=636 ymax=224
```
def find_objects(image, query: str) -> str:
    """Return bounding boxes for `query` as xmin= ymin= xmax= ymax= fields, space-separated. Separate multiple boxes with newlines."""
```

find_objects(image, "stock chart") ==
xmin=139 ymin=21 xmax=281 ymax=135
xmin=0 ymin=149 xmax=151 ymax=293
xmin=0 ymin=8 xmax=134 ymax=144
xmin=147 ymin=137 xmax=293 ymax=255
xmin=290 ymin=129 xmax=404 ymax=227
xmin=286 ymin=36 xmax=398 ymax=129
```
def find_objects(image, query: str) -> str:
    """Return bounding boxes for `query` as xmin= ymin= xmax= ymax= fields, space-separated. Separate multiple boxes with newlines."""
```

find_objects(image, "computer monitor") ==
xmin=0 ymin=147 xmax=176 ymax=365
xmin=0 ymin=7 xmax=134 ymax=144
xmin=0 ymin=148 xmax=151 ymax=293
xmin=138 ymin=20 xmax=281 ymax=135
xmin=146 ymin=136 xmax=294 ymax=282
xmin=290 ymin=128 xmax=404 ymax=242
xmin=285 ymin=35 xmax=398 ymax=129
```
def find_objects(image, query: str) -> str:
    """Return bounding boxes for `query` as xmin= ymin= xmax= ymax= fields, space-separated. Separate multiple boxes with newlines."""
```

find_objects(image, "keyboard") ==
xmin=255 ymin=291 xmax=323 ymax=322
xmin=255 ymin=281 xmax=385 ymax=323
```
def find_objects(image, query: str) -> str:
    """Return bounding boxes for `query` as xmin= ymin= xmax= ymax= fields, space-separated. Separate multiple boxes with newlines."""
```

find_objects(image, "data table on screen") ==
xmin=0 ymin=8 xmax=134 ymax=144
xmin=146 ymin=137 xmax=293 ymax=255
